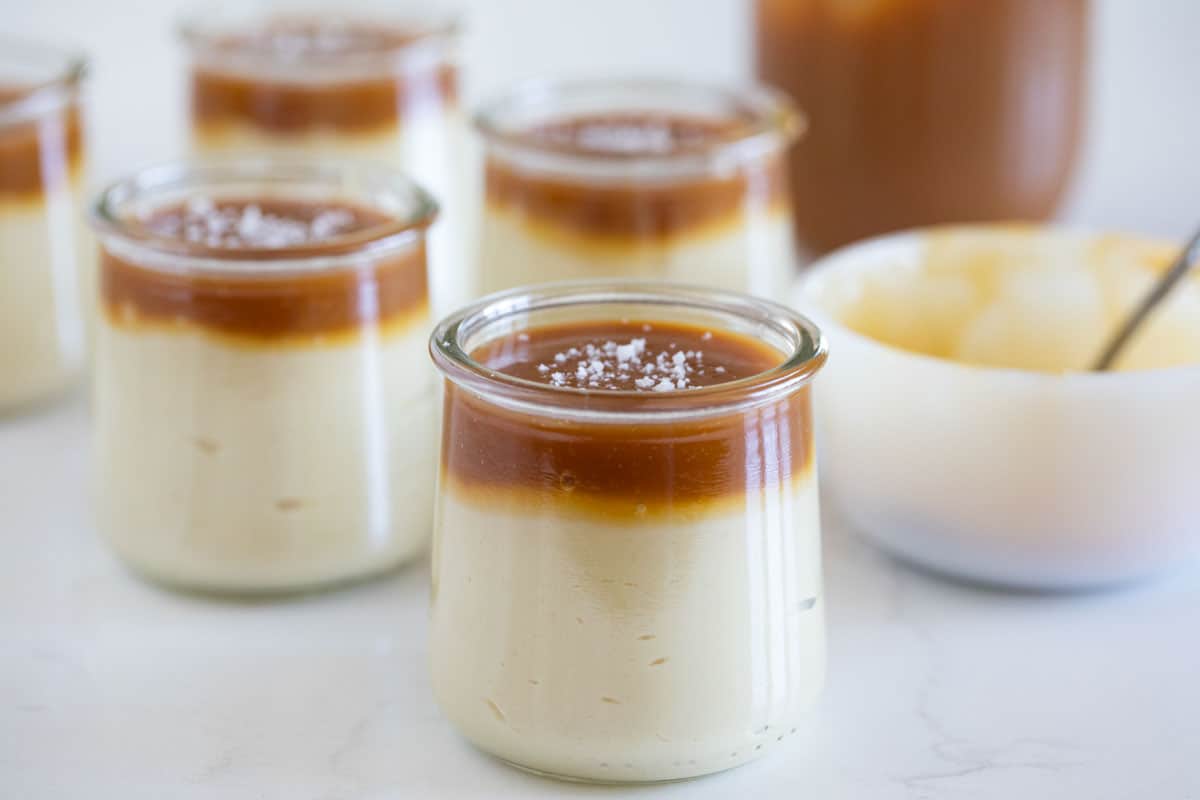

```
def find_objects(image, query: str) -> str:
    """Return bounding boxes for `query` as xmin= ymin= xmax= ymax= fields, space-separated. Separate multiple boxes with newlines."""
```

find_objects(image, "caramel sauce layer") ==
xmin=191 ymin=25 xmax=456 ymax=133
xmin=101 ymin=199 xmax=428 ymax=343
xmin=485 ymin=114 xmax=788 ymax=242
xmin=442 ymin=321 xmax=814 ymax=518
xmin=0 ymin=86 xmax=83 ymax=199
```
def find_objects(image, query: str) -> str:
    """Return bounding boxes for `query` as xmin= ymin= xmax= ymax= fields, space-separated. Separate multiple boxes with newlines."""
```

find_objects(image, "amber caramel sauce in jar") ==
xmin=756 ymin=0 xmax=1089 ymax=256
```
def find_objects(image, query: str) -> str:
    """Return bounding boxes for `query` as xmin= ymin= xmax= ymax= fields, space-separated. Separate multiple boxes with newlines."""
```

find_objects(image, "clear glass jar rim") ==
xmin=90 ymin=157 xmax=439 ymax=272
xmin=430 ymin=281 xmax=828 ymax=422
xmin=178 ymin=3 xmax=462 ymax=64
xmin=0 ymin=36 xmax=86 ymax=129
xmin=473 ymin=77 xmax=805 ymax=173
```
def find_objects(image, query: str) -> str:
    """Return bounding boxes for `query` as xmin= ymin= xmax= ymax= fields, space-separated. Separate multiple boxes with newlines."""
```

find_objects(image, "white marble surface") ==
xmin=3 ymin=395 xmax=1199 ymax=799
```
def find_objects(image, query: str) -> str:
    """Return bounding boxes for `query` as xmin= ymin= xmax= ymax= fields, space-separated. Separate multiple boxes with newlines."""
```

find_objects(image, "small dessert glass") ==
xmin=474 ymin=78 xmax=803 ymax=299
xmin=0 ymin=37 xmax=88 ymax=413
xmin=428 ymin=282 xmax=827 ymax=782
xmin=90 ymin=158 xmax=438 ymax=594
xmin=180 ymin=0 xmax=469 ymax=314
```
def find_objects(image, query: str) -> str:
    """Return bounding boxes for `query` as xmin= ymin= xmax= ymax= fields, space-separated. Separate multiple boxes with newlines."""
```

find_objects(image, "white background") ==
xmin=9 ymin=0 xmax=1200 ymax=240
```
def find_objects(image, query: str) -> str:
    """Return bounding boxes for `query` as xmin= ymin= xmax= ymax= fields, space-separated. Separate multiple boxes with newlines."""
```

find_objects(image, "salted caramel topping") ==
xmin=140 ymin=197 xmax=382 ymax=250
xmin=190 ymin=21 xmax=456 ymax=133
xmin=485 ymin=112 xmax=786 ymax=241
xmin=524 ymin=113 xmax=747 ymax=156
xmin=0 ymin=85 xmax=83 ymax=197
xmin=202 ymin=19 xmax=428 ymax=59
xmin=474 ymin=321 xmax=771 ymax=391
xmin=101 ymin=198 xmax=427 ymax=341
xmin=443 ymin=321 xmax=812 ymax=515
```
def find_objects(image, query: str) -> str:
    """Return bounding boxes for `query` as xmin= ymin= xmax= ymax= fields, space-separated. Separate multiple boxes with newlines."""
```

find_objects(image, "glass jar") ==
xmin=428 ymin=283 xmax=827 ymax=782
xmin=180 ymin=0 xmax=469 ymax=314
xmin=756 ymin=0 xmax=1090 ymax=256
xmin=90 ymin=158 xmax=438 ymax=594
xmin=474 ymin=78 xmax=802 ymax=299
xmin=0 ymin=37 xmax=88 ymax=413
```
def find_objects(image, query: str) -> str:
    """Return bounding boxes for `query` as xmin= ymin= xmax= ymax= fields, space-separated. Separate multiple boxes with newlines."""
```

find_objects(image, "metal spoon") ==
xmin=1091 ymin=225 xmax=1200 ymax=371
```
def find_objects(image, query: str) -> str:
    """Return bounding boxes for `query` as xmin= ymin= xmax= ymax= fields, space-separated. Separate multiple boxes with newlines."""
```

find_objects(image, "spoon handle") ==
xmin=1092 ymin=226 xmax=1200 ymax=371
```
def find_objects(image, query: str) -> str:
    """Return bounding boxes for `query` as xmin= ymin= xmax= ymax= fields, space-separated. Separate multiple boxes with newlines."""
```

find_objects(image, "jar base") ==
xmin=492 ymin=750 xmax=763 ymax=786
xmin=110 ymin=545 xmax=428 ymax=600
xmin=0 ymin=374 xmax=83 ymax=419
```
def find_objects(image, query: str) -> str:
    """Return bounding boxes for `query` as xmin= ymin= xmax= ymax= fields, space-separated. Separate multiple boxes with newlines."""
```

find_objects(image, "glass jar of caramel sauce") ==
xmin=756 ymin=0 xmax=1089 ymax=256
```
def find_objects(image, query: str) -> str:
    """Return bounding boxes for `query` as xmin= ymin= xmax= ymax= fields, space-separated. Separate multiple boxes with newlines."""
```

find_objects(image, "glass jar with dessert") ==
xmin=428 ymin=282 xmax=827 ymax=782
xmin=180 ymin=1 xmax=469 ymax=314
xmin=756 ymin=0 xmax=1090 ymax=256
xmin=90 ymin=158 xmax=438 ymax=594
xmin=0 ymin=37 xmax=88 ymax=413
xmin=474 ymin=78 xmax=802 ymax=299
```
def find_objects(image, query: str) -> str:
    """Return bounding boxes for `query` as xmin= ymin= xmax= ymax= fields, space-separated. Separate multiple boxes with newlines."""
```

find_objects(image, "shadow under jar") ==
xmin=756 ymin=0 xmax=1089 ymax=256
xmin=0 ymin=37 xmax=88 ymax=413
xmin=90 ymin=158 xmax=437 ymax=594
xmin=429 ymin=283 xmax=827 ymax=782
xmin=181 ymin=0 xmax=468 ymax=314
xmin=474 ymin=79 xmax=802 ymax=299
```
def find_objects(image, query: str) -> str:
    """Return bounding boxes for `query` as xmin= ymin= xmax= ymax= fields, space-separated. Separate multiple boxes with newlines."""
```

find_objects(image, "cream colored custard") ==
xmin=432 ymin=482 xmax=824 ymax=781
xmin=474 ymin=80 xmax=801 ymax=299
xmin=429 ymin=287 xmax=827 ymax=782
xmin=0 ymin=44 xmax=88 ymax=413
xmin=91 ymin=161 xmax=438 ymax=593
xmin=479 ymin=204 xmax=795 ymax=297
xmin=0 ymin=188 xmax=87 ymax=411
xmin=183 ymin=9 xmax=471 ymax=315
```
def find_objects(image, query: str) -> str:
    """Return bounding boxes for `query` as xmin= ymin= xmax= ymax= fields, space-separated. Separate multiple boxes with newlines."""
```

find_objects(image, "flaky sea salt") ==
xmin=147 ymin=198 xmax=361 ymax=249
xmin=536 ymin=116 xmax=720 ymax=156
xmin=535 ymin=331 xmax=718 ymax=392
xmin=309 ymin=208 xmax=356 ymax=240
xmin=577 ymin=122 xmax=676 ymax=154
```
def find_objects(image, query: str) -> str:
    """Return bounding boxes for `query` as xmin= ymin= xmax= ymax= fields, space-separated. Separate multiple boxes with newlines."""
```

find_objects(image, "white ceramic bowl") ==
xmin=796 ymin=225 xmax=1200 ymax=589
